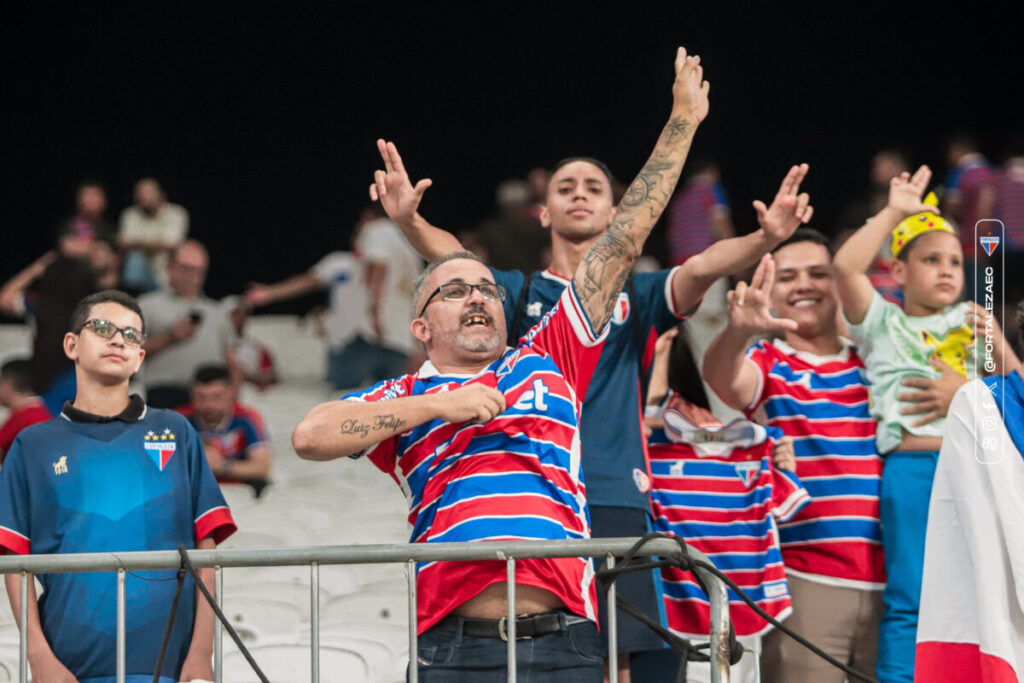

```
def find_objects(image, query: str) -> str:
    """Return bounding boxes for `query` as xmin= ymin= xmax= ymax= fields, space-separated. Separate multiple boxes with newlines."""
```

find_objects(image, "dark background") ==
xmin=3 ymin=4 xmax=1021 ymax=307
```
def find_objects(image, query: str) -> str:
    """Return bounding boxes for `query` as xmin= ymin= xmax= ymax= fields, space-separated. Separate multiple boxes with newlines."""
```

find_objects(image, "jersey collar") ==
xmin=61 ymin=394 xmax=147 ymax=424
xmin=772 ymin=336 xmax=855 ymax=364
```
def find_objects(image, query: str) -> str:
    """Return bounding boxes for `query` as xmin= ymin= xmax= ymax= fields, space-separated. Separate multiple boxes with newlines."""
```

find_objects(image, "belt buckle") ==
xmin=498 ymin=616 xmax=531 ymax=641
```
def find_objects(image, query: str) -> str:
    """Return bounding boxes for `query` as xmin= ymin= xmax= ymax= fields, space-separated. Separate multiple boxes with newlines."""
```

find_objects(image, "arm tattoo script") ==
xmin=340 ymin=414 xmax=408 ymax=440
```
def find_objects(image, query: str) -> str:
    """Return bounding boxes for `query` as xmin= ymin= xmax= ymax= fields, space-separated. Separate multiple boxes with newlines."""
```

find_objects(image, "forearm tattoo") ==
xmin=578 ymin=115 xmax=694 ymax=329
xmin=340 ymin=414 xmax=408 ymax=439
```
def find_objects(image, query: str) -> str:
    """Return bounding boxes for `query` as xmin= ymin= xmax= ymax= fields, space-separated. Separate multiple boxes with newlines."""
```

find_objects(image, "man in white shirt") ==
xmin=119 ymin=177 xmax=189 ymax=292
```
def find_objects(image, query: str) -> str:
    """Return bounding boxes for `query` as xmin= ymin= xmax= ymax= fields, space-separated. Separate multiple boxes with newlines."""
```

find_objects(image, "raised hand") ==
xmin=671 ymin=47 xmax=711 ymax=124
xmin=727 ymin=254 xmax=799 ymax=338
xmin=433 ymin=382 xmax=507 ymax=425
xmin=898 ymin=355 xmax=968 ymax=427
xmin=753 ymin=163 xmax=813 ymax=243
xmin=887 ymin=165 xmax=935 ymax=217
xmin=369 ymin=139 xmax=433 ymax=226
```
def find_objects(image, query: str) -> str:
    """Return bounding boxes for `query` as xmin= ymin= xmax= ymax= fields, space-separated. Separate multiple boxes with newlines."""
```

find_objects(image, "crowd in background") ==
xmin=1 ymin=127 xmax=1024 ymax=682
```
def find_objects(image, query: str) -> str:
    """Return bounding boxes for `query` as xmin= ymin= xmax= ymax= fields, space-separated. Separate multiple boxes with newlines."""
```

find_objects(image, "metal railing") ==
xmin=0 ymin=537 xmax=731 ymax=683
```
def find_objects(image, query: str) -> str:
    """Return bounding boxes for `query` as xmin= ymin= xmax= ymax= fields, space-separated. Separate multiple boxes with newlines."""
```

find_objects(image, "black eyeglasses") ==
xmin=79 ymin=319 xmax=147 ymax=347
xmin=418 ymin=282 xmax=507 ymax=317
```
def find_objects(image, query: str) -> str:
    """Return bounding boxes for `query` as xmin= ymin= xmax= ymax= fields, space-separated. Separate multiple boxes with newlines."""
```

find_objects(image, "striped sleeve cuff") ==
xmin=195 ymin=506 xmax=237 ymax=544
xmin=563 ymin=283 xmax=610 ymax=347
xmin=0 ymin=526 xmax=30 ymax=555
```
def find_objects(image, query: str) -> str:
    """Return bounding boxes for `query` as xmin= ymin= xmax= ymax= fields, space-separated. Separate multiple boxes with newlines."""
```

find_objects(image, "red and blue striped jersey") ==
xmin=344 ymin=284 xmax=606 ymax=633
xmin=649 ymin=401 xmax=809 ymax=637
xmin=743 ymin=339 xmax=886 ymax=589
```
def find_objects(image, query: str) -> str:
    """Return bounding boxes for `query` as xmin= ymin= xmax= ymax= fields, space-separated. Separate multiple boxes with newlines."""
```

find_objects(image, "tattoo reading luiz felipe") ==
xmin=340 ymin=414 xmax=408 ymax=439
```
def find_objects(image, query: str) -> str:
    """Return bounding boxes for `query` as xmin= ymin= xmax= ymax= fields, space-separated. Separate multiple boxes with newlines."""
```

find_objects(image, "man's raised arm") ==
xmin=574 ymin=47 xmax=709 ymax=330
xmin=369 ymin=140 xmax=463 ymax=261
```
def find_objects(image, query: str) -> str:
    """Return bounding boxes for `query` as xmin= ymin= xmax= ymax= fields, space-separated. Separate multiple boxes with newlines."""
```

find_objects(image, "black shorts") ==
xmin=589 ymin=505 xmax=668 ymax=656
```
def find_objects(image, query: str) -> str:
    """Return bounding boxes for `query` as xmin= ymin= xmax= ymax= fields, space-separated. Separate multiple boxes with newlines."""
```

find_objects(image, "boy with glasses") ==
xmin=0 ymin=289 xmax=236 ymax=683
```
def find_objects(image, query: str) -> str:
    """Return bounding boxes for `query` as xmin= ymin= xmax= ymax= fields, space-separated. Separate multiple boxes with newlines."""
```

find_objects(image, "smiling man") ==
xmin=702 ymin=230 xmax=885 ymax=682
xmin=293 ymin=47 xmax=709 ymax=681
xmin=0 ymin=290 xmax=235 ymax=683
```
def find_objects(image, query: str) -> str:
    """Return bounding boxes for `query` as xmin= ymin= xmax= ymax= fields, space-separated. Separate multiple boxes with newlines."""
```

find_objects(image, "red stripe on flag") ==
xmin=915 ymin=642 xmax=1018 ymax=683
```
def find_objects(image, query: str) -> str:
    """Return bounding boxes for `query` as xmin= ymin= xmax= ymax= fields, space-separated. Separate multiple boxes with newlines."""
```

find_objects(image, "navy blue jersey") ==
xmin=0 ymin=406 xmax=236 ymax=683
xmin=493 ymin=267 xmax=685 ymax=510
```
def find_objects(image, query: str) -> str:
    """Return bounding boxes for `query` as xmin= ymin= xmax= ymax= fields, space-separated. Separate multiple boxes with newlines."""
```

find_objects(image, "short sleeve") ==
xmin=312 ymin=252 xmax=358 ymax=287
xmin=742 ymin=341 xmax=775 ymax=414
xmin=165 ymin=204 xmax=189 ymax=244
xmin=631 ymin=267 xmax=689 ymax=333
xmin=356 ymin=221 xmax=396 ymax=262
xmin=845 ymin=289 xmax=892 ymax=354
xmin=0 ymin=440 xmax=32 ymax=554
xmin=771 ymin=464 xmax=810 ymax=523
xmin=242 ymin=413 xmax=269 ymax=447
xmin=186 ymin=421 xmax=236 ymax=544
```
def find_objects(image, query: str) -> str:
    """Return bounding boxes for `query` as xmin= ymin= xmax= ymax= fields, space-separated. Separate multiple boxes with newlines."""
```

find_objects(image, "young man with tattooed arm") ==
xmin=292 ymin=48 xmax=707 ymax=681
xmin=368 ymin=61 xmax=812 ymax=683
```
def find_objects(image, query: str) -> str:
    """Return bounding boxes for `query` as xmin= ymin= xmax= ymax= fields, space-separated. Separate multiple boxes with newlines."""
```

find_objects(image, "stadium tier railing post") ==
xmin=0 ymin=538 xmax=730 ymax=681
xmin=608 ymin=553 xmax=618 ymax=683
xmin=407 ymin=559 xmax=418 ymax=683
xmin=116 ymin=568 xmax=126 ymax=683
xmin=215 ymin=566 xmax=223 ymax=683
xmin=19 ymin=571 xmax=27 ymax=683
xmin=311 ymin=561 xmax=320 ymax=682
xmin=506 ymin=557 xmax=516 ymax=681
xmin=696 ymin=561 xmax=731 ymax=683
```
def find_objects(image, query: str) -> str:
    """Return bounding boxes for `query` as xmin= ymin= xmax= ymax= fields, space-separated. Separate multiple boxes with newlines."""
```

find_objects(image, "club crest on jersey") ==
xmin=633 ymin=468 xmax=651 ymax=494
xmin=734 ymin=461 xmax=760 ymax=487
xmin=611 ymin=293 xmax=631 ymax=325
xmin=979 ymin=235 xmax=1000 ymax=257
xmin=527 ymin=301 xmax=543 ymax=318
xmin=144 ymin=428 xmax=177 ymax=471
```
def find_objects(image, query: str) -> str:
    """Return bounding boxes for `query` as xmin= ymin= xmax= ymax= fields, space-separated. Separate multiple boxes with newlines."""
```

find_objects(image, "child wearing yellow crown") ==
xmin=833 ymin=165 xmax=1019 ymax=682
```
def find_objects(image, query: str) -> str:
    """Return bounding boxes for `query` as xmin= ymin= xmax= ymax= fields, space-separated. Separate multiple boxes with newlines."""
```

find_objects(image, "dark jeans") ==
xmin=413 ymin=615 xmax=603 ymax=682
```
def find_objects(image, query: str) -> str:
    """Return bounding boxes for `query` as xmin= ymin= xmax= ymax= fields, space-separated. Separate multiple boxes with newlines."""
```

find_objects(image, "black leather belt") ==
xmin=435 ymin=610 xmax=590 ymax=641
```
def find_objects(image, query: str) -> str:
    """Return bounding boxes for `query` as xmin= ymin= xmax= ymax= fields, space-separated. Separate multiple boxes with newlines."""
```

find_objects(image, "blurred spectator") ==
xmin=247 ymin=249 xmax=367 ymax=389
xmin=247 ymin=206 xmax=422 ymax=389
xmin=177 ymin=364 xmax=271 ymax=496
xmin=139 ymin=240 xmax=237 ymax=409
xmin=118 ymin=177 xmax=190 ymax=293
xmin=476 ymin=178 xmax=549 ymax=272
xmin=356 ymin=206 xmax=424 ymax=378
xmin=55 ymin=180 xmax=115 ymax=244
xmin=992 ymin=146 xmax=1024 ymax=348
xmin=942 ymin=133 xmax=995 ymax=259
xmin=0 ymin=235 xmax=116 ymax=414
xmin=664 ymin=158 xmax=734 ymax=341
xmin=221 ymin=296 xmax=278 ymax=391
xmin=665 ymin=157 xmax=733 ymax=267
xmin=0 ymin=359 xmax=52 ymax=464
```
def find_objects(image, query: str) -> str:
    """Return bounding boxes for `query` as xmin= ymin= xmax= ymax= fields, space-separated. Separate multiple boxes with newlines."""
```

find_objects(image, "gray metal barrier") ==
xmin=0 ymin=537 xmax=731 ymax=682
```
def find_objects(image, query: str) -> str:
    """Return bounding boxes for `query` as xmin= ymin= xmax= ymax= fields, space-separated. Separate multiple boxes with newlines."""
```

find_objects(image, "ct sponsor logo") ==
xmin=633 ymin=468 xmax=651 ymax=494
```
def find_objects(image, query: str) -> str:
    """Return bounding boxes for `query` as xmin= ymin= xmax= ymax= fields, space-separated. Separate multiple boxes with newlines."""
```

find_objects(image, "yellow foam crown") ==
xmin=891 ymin=192 xmax=956 ymax=258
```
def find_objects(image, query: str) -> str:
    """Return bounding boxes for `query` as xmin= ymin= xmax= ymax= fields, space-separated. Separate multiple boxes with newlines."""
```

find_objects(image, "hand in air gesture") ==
xmin=727 ymin=254 xmax=799 ymax=338
xmin=753 ymin=163 xmax=813 ymax=244
xmin=671 ymin=47 xmax=711 ymax=124
xmin=887 ymin=165 xmax=935 ymax=217
xmin=369 ymin=139 xmax=433 ymax=226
